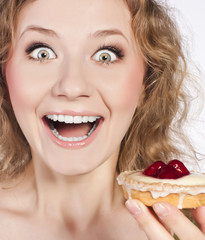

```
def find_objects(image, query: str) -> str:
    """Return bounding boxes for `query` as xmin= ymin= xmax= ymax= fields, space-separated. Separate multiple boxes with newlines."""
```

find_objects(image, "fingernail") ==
xmin=125 ymin=199 xmax=141 ymax=216
xmin=153 ymin=203 xmax=169 ymax=217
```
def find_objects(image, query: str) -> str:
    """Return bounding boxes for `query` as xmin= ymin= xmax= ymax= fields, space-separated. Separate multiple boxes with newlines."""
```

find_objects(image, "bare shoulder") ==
xmin=0 ymin=182 xmax=26 ymax=240
xmin=0 ymin=168 xmax=36 ymax=213
xmin=0 ymin=178 xmax=21 ymax=208
xmin=100 ymin=184 xmax=148 ymax=240
xmin=99 ymin=203 xmax=148 ymax=240
xmin=0 ymin=177 xmax=40 ymax=240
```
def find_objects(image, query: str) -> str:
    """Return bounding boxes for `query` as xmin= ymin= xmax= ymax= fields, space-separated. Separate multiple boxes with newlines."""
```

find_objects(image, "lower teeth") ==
xmin=49 ymin=122 xmax=97 ymax=142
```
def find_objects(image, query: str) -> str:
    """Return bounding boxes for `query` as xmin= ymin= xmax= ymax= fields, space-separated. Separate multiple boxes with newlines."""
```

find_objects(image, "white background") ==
xmin=166 ymin=0 xmax=205 ymax=170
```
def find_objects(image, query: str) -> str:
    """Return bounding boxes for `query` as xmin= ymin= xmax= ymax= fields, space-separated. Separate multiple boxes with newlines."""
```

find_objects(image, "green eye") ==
xmin=93 ymin=49 xmax=117 ymax=63
xmin=99 ymin=52 xmax=112 ymax=63
xmin=31 ymin=47 xmax=56 ymax=60
xmin=37 ymin=50 xmax=50 ymax=59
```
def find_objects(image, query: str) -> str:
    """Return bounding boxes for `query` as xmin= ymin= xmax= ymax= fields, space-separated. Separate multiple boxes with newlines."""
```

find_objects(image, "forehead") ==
xmin=16 ymin=0 xmax=132 ymax=40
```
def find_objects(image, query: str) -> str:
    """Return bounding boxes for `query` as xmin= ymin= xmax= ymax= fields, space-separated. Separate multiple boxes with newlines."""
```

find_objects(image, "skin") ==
xmin=2 ymin=0 xmax=146 ymax=239
xmin=126 ymin=200 xmax=205 ymax=240
xmin=6 ymin=0 xmax=144 ymax=176
xmin=1 ymin=0 xmax=205 ymax=239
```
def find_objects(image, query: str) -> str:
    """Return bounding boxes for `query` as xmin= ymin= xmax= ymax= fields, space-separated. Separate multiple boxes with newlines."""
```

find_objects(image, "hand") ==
xmin=125 ymin=199 xmax=205 ymax=240
xmin=192 ymin=206 xmax=205 ymax=234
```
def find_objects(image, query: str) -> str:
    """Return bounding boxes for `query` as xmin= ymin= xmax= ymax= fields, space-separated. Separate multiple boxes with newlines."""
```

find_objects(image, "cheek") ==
xmin=102 ymin=63 xmax=144 ymax=115
xmin=5 ymin=60 xmax=28 ymax=110
xmin=121 ymin=67 xmax=144 ymax=109
xmin=5 ymin=59 xmax=46 ymax=112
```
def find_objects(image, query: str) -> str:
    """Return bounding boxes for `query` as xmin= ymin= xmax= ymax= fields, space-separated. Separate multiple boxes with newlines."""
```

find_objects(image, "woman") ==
xmin=0 ymin=0 xmax=204 ymax=239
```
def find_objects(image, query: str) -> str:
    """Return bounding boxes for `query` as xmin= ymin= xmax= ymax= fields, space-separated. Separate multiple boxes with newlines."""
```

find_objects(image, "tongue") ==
xmin=54 ymin=122 xmax=92 ymax=138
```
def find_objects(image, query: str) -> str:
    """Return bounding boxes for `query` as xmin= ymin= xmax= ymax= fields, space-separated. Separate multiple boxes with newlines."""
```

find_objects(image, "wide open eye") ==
xmin=93 ymin=49 xmax=117 ymax=64
xmin=28 ymin=46 xmax=56 ymax=60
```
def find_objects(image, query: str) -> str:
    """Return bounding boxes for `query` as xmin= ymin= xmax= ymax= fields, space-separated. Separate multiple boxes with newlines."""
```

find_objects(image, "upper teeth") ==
xmin=46 ymin=114 xmax=100 ymax=124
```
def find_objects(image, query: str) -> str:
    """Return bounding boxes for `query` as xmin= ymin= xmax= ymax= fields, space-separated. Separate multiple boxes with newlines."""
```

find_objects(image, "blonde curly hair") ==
xmin=0 ymin=0 xmax=189 ymax=179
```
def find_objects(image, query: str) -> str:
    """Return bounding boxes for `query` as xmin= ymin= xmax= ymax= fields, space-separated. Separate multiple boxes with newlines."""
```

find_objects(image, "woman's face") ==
xmin=5 ymin=0 xmax=145 ymax=175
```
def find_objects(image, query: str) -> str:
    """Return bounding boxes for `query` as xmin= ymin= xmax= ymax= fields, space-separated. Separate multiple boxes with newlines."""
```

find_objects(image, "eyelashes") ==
xmin=25 ymin=42 xmax=125 ymax=64
xmin=93 ymin=45 xmax=124 ymax=64
xmin=25 ymin=42 xmax=57 ymax=61
xmin=25 ymin=42 xmax=49 ymax=54
xmin=97 ymin=45 xmax=124 ymax=59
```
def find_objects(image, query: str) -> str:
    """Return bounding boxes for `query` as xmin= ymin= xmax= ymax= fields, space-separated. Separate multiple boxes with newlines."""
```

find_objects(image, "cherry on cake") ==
xmin=117 ymin=160 xmax=205 ymax=209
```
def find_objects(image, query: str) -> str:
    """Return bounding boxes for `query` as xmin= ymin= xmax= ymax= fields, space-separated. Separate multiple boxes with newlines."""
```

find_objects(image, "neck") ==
xmin=30 ymin=152 xmax=122 ymax=230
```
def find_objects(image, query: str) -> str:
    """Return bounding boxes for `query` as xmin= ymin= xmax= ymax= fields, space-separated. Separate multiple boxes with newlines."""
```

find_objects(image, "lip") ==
xmin=42 ymin=111 xmax=104 ymax=149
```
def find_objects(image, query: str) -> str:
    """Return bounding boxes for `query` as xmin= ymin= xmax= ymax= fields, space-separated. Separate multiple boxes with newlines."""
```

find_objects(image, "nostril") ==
xmin=51 ymin=65 xmax=92 ymax=100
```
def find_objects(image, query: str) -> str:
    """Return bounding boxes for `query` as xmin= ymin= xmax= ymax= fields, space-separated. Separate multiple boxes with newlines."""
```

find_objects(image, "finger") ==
xmin=192 ymin=206 xmax=205 ymax=233
xmin=153 ymin=202 xmax=205 ymax=240
xmin=125 ymin=199 xmax=173 ymax=240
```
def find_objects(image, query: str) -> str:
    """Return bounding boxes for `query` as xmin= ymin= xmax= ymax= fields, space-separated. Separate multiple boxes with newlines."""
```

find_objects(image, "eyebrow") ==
xmin=19 ymin=25 xmax=58 ymax=39
xmin=19 ymin=26 xmax=128 ymax=42
xmin=90 ymin=29 xmax=128 ymax=42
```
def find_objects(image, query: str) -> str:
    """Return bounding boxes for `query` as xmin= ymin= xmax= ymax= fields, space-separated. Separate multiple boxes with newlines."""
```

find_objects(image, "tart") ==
xmin=117 ymin=160 xmax=205 ymax=209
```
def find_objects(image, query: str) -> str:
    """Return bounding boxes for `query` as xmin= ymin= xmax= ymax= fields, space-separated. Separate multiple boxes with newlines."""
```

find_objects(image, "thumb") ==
xmin=192 ymin=206 xmax=205 ymax=234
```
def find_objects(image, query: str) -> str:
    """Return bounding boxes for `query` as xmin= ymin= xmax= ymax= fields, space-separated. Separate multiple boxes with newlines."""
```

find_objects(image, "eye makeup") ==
xmin=24 ymin=41 xmax=125 ymax=64
xmin=25 ymin=42 xmax=53 ymax=54
xmin=95 ymin=44 xmax=124 ymax=60
xmin=24 ymin=41 xmax=57 ymax=62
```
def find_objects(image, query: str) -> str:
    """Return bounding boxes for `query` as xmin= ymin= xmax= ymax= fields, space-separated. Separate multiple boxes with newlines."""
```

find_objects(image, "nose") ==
xmin=52 ymin=58 xmax=92 ymax=101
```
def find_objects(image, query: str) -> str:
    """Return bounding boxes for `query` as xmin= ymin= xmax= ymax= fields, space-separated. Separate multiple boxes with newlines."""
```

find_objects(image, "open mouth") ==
xmin=44 ymin=114 xmax=102 ymax=142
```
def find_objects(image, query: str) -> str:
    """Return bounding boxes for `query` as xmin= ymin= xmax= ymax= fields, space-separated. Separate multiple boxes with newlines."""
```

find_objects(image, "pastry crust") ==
xmin=117 ymin=171 xmax=205 ymax=209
